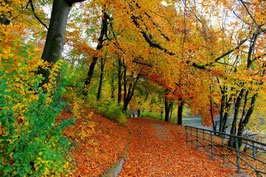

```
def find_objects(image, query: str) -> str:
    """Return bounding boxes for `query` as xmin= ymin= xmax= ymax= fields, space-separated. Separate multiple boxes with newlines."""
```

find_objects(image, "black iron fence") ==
xmin=185 ymin=125 xmax=266 ymax=177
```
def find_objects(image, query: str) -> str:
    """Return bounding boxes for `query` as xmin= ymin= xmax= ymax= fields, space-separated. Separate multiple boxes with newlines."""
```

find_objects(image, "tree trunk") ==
xmin=233 ymin=31 xmax=260 ymax=146
xmin=117 ymin=58 xmax=122 ymax=103
xmin=165 ymin=99 xmax=170 ymax=122
xmin=83 ymin=57 xmax=98 ymax=94
xmin=219 ymin=95 xmax=233 ymax=134
xmin=122 ymin=69 xmax=140 ymax=113
xmin=228 ymin=89 xmax=244 ymax=147
xmin=177 ymin=101 xmax=184 ymax=125
xmin=137 ymin=109 xmax=140 ymax=117
xmin=170 ymin=108 xmax=173 ymax=121
xmin=97 ymin=58 xmax=105 ymax=100
xmin=210 ymin=98 xmax=217 ymax=132
xmin=110 ymin=73 xmax=115 ymax=100
xmin=38 ymin=0 xmax=73 ymax=86
xmin=237 ymin=94 xmax=257 ymax=146
xmin=83 ymin=12 xmax=108 ymax=95
xmin=123 ymin=63 xmax=127 ymax=102
xmin=219 ymin=88 xmax=226 ymax=132
xmin=123 ymin=99 xmax=129 ymax=112
xmin=164 ymin=98 xmax=173 ymax=122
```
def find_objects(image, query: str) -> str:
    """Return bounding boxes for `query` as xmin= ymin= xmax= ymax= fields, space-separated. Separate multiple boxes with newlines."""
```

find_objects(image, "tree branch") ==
xmin=202 ymin=37 xmax=249 ymax=68
xmin=28 ymin=0 xmax=48 ymax=30
xmin=239 ymin=0 xmax=265 ymax=33
xmin=130 ymin=11 xmax=248 ymax=71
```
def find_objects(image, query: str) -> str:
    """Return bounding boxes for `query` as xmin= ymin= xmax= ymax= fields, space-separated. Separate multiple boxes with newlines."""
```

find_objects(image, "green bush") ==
xmin=60 ymin=62 xmax=88 ymax=94
xmin=85 ymin=96 xmax=127 ymax=124
xmin=0 ymin=78 xmax=74 ymax=176
xmin=0 ymin=55 xmax=74 ymax=176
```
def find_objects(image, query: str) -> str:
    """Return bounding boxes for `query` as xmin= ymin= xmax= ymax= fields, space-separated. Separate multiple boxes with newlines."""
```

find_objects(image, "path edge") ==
xmin=100 ymin=127 xmax=132 ymax=177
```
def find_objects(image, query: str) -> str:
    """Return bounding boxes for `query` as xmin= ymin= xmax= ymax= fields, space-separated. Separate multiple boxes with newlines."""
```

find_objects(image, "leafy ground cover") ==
xmin=120 ymin=117 xmax=235 ymax=176
xmin=59 ymin=109 xmax=264 ymax=177
xmin=61 ymin=108 xmax=129 ymax=176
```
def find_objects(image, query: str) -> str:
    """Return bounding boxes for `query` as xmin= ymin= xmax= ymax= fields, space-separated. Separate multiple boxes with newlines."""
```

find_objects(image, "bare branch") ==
xmin=28 ymin=0 xmax=48 ymax=30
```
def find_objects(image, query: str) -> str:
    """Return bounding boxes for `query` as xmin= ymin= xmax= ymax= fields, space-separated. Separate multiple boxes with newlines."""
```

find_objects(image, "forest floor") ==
xmin=120 ymin=117 xmax=235 ymax=177
xmin=62 ymin=109 xmax=238 ymax=176
xmin=62 ymin=108 xmax=129 ymax=176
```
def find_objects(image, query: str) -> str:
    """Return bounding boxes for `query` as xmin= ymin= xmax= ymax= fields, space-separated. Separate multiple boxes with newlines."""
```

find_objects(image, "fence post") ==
xmin=211 ymin=132 xmax=214 ymax=158
xmin=235 ymin=137 xmax=241 ymax=173
xmin=185 ymin=126 xmax=188 ymax=143
xmin=203 ymin=130 xmax=205 ymax=152
xmin=252 ymin=142 xmax=256 ymax=159
xmin=190 ymin=128 xmax=193 ymax=147
xmin=196 ymin=129 xmax=199 ymax=150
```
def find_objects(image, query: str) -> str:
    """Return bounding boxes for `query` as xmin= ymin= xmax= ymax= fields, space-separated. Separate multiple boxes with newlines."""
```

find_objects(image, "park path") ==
xmin=119 ymin=117 xmax=235 ymax=177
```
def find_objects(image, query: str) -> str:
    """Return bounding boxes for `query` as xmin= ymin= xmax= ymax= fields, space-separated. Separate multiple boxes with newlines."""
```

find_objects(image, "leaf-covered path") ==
xmin=120 ymin=117 xmax=235 ymax=176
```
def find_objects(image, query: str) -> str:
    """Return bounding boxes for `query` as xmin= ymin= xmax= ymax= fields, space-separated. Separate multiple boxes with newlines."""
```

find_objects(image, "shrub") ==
xmin=0 ymin=47 xmax=73 ymax=176
xmin=60 ymin=63 xmax=89 ymax=94
xmin=85 ymin=95 xmax=127 ymax=124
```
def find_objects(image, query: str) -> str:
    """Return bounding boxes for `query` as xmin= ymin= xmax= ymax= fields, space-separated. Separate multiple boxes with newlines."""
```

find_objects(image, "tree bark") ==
xmin=123 ymin=99 xmax=129 ymax=112
xmin=228 ymin=89 xmax=244 ymax=147
xmin=122 ymin=69 xmax=140 ymax=112
xmin=219 ymin=87 xmax=226 ymax=132
xmin=117 ymin=58 xmax=122 ymax=103
xmin=219 ymin=94 xmax=233 ymax=134
xmin=228 ymin=31 xmax=259 ymax=147
xmin=83 ymin=12 xmax=108 ymax=95
xmin=123 ymin=64 xmax=127 ymax=109
xmin=164 ymin=97 xmax=173 ymax=122
xmin=39 ymin=0 xmax=72 ymax=86
xmin=110 ymin=73 xmax=115 ymax=100
xmin=38 ymin=0 xmax=85 ymax=86
xmin=237 ymin=93 xmax=256 ymax=146
xmin=97 ymin=58 xmax=105 ymax=100
xmin=210 ymin=98 xmax=217 ymax=132
xmin=177 ymin=101 xmax=184 ymax=125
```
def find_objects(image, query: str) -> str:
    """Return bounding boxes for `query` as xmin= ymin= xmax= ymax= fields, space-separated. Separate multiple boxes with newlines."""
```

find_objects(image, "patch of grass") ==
xmin=140 ymin=112 xmax=163 ymax=120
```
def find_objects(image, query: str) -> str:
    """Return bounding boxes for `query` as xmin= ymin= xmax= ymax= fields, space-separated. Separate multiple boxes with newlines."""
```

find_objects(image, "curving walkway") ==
xmin=119 ymin=117 xmax=235 ymax=177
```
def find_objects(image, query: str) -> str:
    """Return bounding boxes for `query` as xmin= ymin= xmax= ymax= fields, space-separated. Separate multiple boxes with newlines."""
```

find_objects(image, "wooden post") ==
xmin=252 ymin=142 xmax=256 ymax=159
xmin=185 ymin=126 xmax=188 ymax=143
xmin=203 ymin=130 xmax=205 ymax=152
xmin=235 ymin=137 xmax=241 ymax=173
xmin=211 ymin=132 xmax=214 ymax=158
xmin=196 ymin=129 xmax=199 ymax=150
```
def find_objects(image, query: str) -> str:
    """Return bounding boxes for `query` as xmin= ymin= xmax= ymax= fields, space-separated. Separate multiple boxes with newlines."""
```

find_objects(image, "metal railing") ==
xmin=185 ymin=125 xmax=266 ymax=177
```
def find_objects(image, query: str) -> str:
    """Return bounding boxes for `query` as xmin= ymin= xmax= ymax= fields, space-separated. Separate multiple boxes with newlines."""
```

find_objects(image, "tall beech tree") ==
xmin=38 ymin=0 xmax=85 ymax=86
xmin=228 ymin=29 xmax=264 ymax=147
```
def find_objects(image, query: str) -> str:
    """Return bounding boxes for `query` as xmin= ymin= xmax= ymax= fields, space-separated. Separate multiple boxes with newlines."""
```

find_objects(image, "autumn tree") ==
xmin=38 ymin=0 xmax=85 ymax=86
